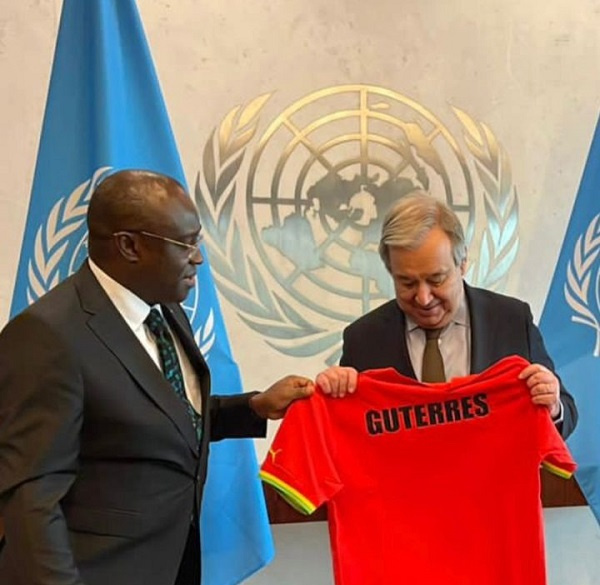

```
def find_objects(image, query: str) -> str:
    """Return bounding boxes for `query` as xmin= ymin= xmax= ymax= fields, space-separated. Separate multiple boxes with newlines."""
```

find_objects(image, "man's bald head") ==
xmin=87 ymin=170 xmax=187 ymax=241
xmin=85 ymin=169 xmax=203 ymax=304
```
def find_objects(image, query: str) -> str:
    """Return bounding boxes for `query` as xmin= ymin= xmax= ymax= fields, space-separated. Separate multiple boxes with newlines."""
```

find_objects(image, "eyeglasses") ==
xmin=113 ymin=230 xmax=203 ymax=259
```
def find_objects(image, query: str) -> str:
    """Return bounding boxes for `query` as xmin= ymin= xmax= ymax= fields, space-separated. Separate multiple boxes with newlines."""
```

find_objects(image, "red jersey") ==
xmin=260 ymin=356 xmax=575 ymax=585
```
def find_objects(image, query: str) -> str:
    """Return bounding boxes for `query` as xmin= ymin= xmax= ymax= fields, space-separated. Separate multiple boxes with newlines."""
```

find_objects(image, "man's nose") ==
xmin=189 ymin=246 xmax=204 ymax=265
xmin=414 ymin=282 xmax=433 ymax=306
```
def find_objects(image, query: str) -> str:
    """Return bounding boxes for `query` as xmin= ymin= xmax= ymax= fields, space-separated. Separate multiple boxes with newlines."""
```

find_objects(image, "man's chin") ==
xmin=178 ymin=281 xmax=199 ymax=303
xmin=411 ymin=310 xmax=448 ymax=329
xmin=183 ymin=275 xmax=197 ymax=288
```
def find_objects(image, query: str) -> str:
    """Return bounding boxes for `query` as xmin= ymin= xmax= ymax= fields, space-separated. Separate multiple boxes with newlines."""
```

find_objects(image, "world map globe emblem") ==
xmin=245 ymin=85 xmax=477 ymax=322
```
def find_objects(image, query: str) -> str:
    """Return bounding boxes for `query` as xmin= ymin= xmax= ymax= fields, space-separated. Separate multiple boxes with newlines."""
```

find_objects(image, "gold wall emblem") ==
xmin=195 ymin=85 xmax=519 ymax=363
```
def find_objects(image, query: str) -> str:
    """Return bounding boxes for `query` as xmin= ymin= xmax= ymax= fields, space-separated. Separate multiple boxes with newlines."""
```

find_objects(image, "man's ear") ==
xmin=114 ymin=232 xmax=141 ymax=263
xmin=459 ymin=257 xmax=468 ymax=276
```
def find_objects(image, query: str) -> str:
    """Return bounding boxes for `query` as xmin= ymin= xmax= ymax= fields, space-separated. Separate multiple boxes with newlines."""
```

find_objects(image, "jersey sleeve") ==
xmin=260 ymin=391 xmax=343 ymax=515
xmin=536 ymin=408 xmax=577 ymax=478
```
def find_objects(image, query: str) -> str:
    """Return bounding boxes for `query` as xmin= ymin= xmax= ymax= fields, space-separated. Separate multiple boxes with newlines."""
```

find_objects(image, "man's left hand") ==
xmin=250 ymin=376 xmax=315 ymax=420
xmin=518 ymin=363 xmax=561 ymax=418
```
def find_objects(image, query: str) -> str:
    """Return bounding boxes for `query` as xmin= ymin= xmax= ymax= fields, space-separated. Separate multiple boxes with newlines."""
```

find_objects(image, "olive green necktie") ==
xmin=422 ymin=328 xmax=446 ymax=383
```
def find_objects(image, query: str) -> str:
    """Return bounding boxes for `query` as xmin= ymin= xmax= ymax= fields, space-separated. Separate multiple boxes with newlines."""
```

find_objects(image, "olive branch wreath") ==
xmin=564 ymin=213 xmax=600 ymax=357
xmin=453 ymin=107 xmax=519 ymax=289
xmin=26 ymin=167 xmax=111 ymax=304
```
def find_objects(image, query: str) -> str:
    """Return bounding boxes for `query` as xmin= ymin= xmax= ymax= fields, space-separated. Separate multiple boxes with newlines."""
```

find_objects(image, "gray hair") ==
xmin=378 ymin=190 xmax=467 ymax=271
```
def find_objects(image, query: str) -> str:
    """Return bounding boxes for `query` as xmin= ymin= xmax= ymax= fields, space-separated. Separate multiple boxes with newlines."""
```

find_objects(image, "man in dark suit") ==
xmin=0 ymin=170 xmax=320 ymax=585
xmin=318 ymin=191 xmax=577 ymax=438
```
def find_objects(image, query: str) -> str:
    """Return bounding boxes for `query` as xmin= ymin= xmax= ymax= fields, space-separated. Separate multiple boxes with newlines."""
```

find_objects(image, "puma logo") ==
xmin=269 ymin=448 xmax=283 ymax=463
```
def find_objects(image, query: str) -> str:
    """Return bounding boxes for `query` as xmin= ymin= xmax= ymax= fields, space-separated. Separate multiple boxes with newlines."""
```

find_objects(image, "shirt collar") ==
xmin=88 ymin=259 xmax=152 ymax=331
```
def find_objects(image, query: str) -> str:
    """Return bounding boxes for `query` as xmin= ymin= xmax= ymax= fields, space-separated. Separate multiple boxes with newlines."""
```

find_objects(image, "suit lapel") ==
xmin=465 ymin=283 xmax=492 ymax=374
xmin=74 ymin=265 xmax=199 ymax=453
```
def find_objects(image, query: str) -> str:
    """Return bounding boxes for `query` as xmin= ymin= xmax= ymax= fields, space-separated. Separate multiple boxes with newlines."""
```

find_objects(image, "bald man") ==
xmin=0 ymin=170 xmax=316 ymax=585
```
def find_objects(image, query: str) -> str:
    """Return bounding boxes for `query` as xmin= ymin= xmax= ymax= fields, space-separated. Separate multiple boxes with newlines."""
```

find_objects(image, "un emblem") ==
xmin=195 ymin=84 xmax=519 ymax=364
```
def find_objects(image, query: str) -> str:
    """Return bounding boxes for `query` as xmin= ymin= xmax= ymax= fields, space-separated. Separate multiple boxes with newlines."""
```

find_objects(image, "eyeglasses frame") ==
xmin=112 ymin=229 xmax=203 ymax=259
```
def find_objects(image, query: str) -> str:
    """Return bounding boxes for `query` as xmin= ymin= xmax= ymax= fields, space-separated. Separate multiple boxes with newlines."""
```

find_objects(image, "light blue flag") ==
xmin=539 ymin=114 xmax=600 ymax=524
xmin=10 ymin=1 xmax=274 ymax=582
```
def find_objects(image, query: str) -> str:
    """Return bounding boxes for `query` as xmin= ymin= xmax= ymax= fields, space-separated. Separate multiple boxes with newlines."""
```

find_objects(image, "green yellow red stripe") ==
xmin=542 ymin=461 xmax=574 ymax=479
xmin=259 ymin=471 xmax=317 ymax=515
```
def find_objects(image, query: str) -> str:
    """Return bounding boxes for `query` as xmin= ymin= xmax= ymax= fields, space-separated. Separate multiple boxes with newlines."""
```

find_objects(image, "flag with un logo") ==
xmin=539 ymin=114 xmax=600 ymax=526
xmin=9 ymin=1 xmax=274 ymax=583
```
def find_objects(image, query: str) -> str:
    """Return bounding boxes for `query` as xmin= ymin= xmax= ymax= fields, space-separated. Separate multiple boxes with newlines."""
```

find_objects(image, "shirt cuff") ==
xmin=552 ymin=400 xmax=564 ymax=424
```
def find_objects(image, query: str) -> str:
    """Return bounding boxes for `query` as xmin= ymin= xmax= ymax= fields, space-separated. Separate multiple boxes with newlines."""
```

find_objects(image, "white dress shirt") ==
xmin=88 ymin=259 xmax=202 ymax=414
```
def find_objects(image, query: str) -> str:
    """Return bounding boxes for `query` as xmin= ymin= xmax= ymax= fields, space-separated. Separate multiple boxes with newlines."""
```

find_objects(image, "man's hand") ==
xmin=315 ymin=366 xmax=358 ymax=398
xmin=249 ymin=376 xmax=314 ymax=420
xmin=518 ymin=363 xmax=561 ymax=418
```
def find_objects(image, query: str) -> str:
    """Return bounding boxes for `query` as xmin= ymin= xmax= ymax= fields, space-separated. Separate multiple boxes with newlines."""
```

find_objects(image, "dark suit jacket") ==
xmin=340 ymin=283 xmax=577 ymax=438
xmin=0 ymin=263 xmax=265 ymax=585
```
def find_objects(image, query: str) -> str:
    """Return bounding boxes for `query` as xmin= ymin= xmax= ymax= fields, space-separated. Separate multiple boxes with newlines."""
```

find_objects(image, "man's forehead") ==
xmin=394 ymin=266 xmax=453 ymax=279
xmin=391 ymin=251 xmax=455 ymax=277
xmin=180 ymin=224 xmax=203 ymax=239
xmin=152 ymin=194 xmax=200 ymax=230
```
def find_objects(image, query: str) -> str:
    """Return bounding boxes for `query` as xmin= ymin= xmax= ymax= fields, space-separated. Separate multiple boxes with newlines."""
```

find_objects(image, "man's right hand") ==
xmin=250 ymin=376 xmax=314 ymax=420
xmin=315 ymin=366 xmax=358 ymax=398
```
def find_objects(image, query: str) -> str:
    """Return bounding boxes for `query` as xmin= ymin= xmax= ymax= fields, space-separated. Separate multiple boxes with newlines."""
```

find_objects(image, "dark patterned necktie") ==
xmin=145 ymin=308 xmax=202 ymax=441
xmin=422 ymin=328 xmax=446 ymax=383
